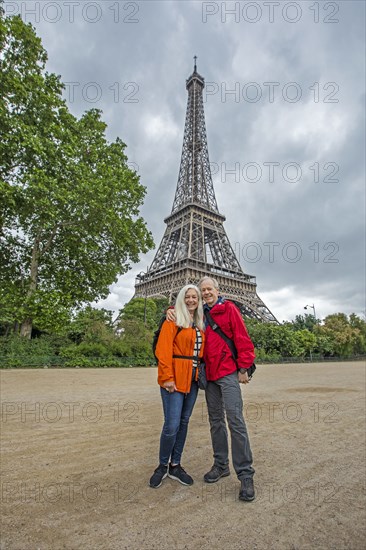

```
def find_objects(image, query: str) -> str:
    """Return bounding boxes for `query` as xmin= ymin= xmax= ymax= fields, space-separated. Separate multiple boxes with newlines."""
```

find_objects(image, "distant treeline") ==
xmin=1 ymin=298 xmax=365 ymax=368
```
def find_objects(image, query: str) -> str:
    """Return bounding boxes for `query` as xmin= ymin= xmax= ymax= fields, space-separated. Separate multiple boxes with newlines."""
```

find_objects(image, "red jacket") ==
xmin=156 ymin=320 xmax=205 ymax=393
xmin=203 ymin=300 xmax=255 ymax=381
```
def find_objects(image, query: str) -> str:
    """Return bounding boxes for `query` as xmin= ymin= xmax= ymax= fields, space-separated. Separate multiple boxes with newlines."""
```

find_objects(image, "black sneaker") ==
xmin=239 ymin=477 xmax=255 ymax=501
xmin=203 ymin=464 xmax=230 ymax=483
xmin=168 ymin=463 xmax=193 ymax=486
xmin=149 ymin=464 xmax=168 ymax=488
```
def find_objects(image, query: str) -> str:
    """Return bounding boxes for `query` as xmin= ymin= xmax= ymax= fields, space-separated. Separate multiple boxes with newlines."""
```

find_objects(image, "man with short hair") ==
xmin=168 ymin=276 xmax=255 ymax=501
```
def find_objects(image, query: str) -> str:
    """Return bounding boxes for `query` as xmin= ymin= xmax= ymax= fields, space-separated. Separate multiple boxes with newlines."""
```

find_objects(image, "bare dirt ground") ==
xmin=1 ymin=362 xmax=365 ymax=550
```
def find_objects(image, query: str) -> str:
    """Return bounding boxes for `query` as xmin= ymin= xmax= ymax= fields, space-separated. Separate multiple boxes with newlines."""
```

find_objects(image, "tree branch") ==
xmin=40 ymin=225 xmax=59 ymax=256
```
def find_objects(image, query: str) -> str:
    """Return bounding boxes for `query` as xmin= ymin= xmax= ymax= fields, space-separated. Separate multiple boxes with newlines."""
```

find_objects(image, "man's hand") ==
xmin=238 ymin=370 xmax=250 ymax=384
xmin=166 ymin=308 xmax=176 ymax=322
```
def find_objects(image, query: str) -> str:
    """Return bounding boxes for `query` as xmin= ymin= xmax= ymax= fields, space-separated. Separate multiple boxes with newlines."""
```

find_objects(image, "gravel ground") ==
xmin=1 ymin=362 xmax=365 ymax=550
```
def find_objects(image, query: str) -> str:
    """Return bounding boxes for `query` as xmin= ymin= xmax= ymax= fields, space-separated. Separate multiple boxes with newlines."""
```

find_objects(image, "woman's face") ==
xmin=185 ymin=288 xmax=199 ymax=314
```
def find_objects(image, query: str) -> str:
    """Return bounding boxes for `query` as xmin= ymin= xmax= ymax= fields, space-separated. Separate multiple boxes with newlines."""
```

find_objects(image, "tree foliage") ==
xmin=290 ymin=314 xmax=318 ymax=332
xmin=0 ymin=14 xmax=154 ymax=337
xmin=1 ymin=306 xmax=365 ymax=367
xmin=245 ymin=313 xmax=365 ymax=361
xmin=314 ymin=313 xmax=366 ymax=357
xmin=118 ymin=297 xmax=158 ymax=330
xmin=66 ymin=306 xmax=114 ymax=345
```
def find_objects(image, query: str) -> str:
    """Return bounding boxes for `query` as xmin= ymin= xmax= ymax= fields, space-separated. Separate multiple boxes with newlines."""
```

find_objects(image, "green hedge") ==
xmin=0 ymin=355 xmax=151 ymax=368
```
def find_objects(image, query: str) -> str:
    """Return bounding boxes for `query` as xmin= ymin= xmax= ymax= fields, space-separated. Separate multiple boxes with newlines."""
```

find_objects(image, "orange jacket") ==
xmin=156 ymin=320 xmax=205 ymax=393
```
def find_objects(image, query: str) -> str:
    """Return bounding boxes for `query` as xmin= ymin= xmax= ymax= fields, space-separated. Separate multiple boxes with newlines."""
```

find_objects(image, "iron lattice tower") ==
xmin=135 ymin=60 xmax=277 ymax=322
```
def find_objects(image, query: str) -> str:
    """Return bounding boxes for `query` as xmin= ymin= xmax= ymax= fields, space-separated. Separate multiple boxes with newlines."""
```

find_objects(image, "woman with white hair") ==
xmin=149 ymin=284 xmax=205 ymax=489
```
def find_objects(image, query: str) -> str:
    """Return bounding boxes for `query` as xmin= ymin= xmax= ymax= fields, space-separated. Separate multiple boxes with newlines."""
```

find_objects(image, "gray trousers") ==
xmin=205 ymin=372 xmax=255 ymax=480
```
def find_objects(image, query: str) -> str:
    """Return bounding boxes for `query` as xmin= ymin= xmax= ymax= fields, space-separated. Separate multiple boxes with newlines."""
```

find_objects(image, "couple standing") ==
xmin=149 ymin=277 xmax=256 ymax=502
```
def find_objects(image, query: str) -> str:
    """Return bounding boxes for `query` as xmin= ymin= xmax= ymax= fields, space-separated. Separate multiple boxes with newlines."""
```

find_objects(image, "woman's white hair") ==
xmin=175 ymin=284 xmax=204 ymax=330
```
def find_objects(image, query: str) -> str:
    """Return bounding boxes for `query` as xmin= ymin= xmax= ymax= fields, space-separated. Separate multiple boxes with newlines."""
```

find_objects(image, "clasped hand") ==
xmin=164 ymin=381 xmax=177 ymax=393
xmin=238 ymin=371 xmax=250 ymax=384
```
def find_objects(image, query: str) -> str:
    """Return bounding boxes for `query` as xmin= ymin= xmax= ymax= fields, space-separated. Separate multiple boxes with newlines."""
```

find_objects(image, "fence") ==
xmin=1 ymin=355 xmax=365 ymax=369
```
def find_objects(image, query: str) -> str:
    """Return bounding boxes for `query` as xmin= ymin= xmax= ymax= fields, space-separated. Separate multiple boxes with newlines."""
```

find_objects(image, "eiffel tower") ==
xmin=135 ymin=59 xmax=277 ymax=322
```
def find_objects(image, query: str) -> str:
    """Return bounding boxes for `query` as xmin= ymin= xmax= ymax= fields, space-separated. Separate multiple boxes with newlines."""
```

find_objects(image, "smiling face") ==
xmin=184 ymin=288 xmax=199 ymax=314
xmin=199 ymin=278 xmax=219 ymax=307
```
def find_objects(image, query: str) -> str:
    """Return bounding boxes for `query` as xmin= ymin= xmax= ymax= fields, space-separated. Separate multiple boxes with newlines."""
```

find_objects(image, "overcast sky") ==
xmin=6 ymin=0 xmax=365 ymax=322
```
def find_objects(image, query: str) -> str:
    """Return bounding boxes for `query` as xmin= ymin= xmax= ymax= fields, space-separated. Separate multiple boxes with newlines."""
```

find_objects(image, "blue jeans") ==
xmin=159 ymin=382 xmax=199 ymax=465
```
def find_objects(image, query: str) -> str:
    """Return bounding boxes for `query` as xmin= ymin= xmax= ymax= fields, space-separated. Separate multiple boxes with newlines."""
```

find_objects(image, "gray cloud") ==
xmin=6 ymin=0 xmax=364 ymax=321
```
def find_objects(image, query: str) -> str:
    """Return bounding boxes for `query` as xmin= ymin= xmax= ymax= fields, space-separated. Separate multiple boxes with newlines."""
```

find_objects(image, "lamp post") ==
xmin=304 ymin=303 xmax=316 ymax=321
xmin=303 ymin=303 xmax=317 ymax=362
xmin=137 ymin=270 xmax=148 ymax=325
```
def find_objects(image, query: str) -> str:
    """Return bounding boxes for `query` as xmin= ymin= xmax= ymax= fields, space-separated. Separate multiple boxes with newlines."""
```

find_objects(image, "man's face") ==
xmin=200 ymin=279 xmax=219 ymax=307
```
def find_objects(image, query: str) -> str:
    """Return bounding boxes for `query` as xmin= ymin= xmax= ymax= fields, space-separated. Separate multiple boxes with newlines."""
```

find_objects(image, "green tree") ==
xmin=293 ymin=329 xmax=317 ymax=358
xmin=246 ymin=320 xmax=301 ymax=359
xmin=315 ymin=313 xmax=366 ymax=357
xmin=291 ymin=314 xmax=317 ymax=332
xmin=313 ymin=333 xmax=335 ymax=357
xmin=152 ymin=297 xmax=170 ymax=325
xmin=0 ymin=14 xmax=154 ymax=337
xmin=118 ymin=298 xmax=158 ymax=330
xmin=112 ymin=297 xmax=170 ymax=364
xmin=67 ymin=306 xmax=114 ymax=344
xmin=349 ymin=313 xmax=366 ymax=334
xmin=119 ymin=318 xmax=154 ymax=363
